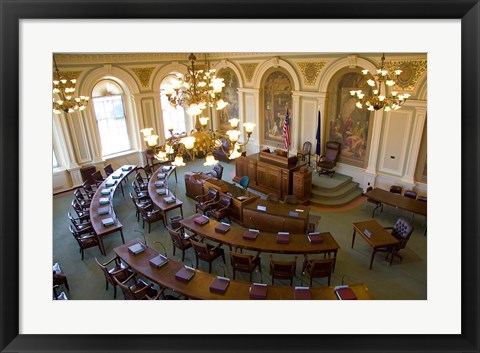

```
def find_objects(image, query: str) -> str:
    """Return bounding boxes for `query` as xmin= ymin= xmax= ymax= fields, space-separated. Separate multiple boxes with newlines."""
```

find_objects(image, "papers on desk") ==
xmin=364 ymin=229 xmax=372 ymax=238
xmin=156 ymin=188 xmax=167 ymax=195
xmin=289 ymin=211 xmax=299 ymax=217
xmin=237 ymin=196 xmax=248 ymax=201
xmin=155 ymin=181 xmax=165 ymax=187
xmin=257 ymin=205 xmax=267 ymax=211
xmin=157 ymin=173 xmax=166 ymax=179
xmin=295 ymin=209 xmax=304 ymax=213
xmin=162 ymin=166 xmax=172 ymax=172
xmin=105 ymin=181 xmax=116 ymax=187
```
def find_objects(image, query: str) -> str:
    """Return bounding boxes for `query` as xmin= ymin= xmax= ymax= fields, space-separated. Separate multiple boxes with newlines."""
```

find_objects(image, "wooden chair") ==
xmin=137 ymin=203 xmax=164 ymax=233
xmin=283 ymin=195 xmax=299 ymax=205
xmin=53 ymin=262 xmax=70 ymax=292
xmin=206 ymin=194 xmax=232 ymax=223
xmin=91 ymin=170 xmax=105 ymax=186
xmin=389 ymin=185 xmax=402 ymax=194
xmin=365 ymin=186 xmax=383 ymax=218
xmin=190 ymin=239 xmax=225 ymax=273
xmin=302 ymin=256 xmax=335 ymax=286
xmin=129 ymin=191 xmax=152 ymax=223
xmin=103 ymin=164 xmax=114 ymax=177
xmin=230 ymin=251 xmax=261 ymax=281
xmin=195 ymin=187 xmax=219 ymax=214
xmin=317 ymin=141 xmax=341 ymax=177
xmin=81 ymin=181 xmax=96 ymax=199
xmin=270 ymin=255 xmax=297 ymax=286
xmin=404 ymin=190 xmax=417 ymax=199
xmin=384 ymin=218 xmax=414 ymax=264
xmin=95 ymin=256 xmax=133 ymax=299
xmin=67 ymin=212 xmax=92 ymax=235
xmin=74 ymin=188 xmax=91 ymax=208
xmin=167 ymin=227 xmax=193 ymax=261
xmin=266 ymin=193 xmax=280 ymax=203
xmin=68 ymin=225 xmax=104 ymax=260
xmin=114 ymin=273 xmax=162 ymax=300
xmin=297 ymin=141 xmax=312 ymax=166
xmin=71 ymin=198 xmax=89 ymax=217
xmin=132 ymin=181 xmax=150 ymax=201
xmin=53 ymin=285 xmax=68 ymax=300
xmin=135 ymin=172 xmax=149 ymax=191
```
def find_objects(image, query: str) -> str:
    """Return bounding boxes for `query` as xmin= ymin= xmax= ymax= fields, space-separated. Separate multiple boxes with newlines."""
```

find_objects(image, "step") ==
xmin=310 ymin=188 xmax=364 ymax=207
xmin=311 ymin=181 xmax=360 ymax=200
xmin=311 ymin=173 xmax=353 ymax=192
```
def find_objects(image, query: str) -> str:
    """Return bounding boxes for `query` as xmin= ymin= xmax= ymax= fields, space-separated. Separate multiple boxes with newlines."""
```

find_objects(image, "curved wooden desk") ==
xmin=180 ymin=213 xmax=340 ymax=257
xmin=114 ymin=239 xmax=372 ymax=300
xmin=89 ymin=165 xmax=137 ymax=253
xmin=147 ymin=165 xmax=183 ymax=225
xmin=365 ymin=188 xmax=427 ymax=217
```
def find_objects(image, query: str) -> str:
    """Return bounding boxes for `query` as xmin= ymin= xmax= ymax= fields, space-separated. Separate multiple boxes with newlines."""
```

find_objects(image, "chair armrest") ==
xmin=384 ymin=227 xmax=394 ymax=230
xmin=133 ymin=282 xmax=154 ymax=295
xmin=195 ymin=193 xmax=209 ymax=200
xmin=146 ymin=287 xmax=165 ymax=300
xmin=102 ymin=256 xmax=120 ymax=266
xmin=122 ymin=272 xmax=137 ymax=284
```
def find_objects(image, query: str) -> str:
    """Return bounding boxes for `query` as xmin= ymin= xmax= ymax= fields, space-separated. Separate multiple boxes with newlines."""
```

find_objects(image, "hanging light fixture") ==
xmin=52 ymin=56 xmax=89 ymax=114
xmin=350 ymin=54 xmax=410 ymax=112
xmin=163 ymin=53 xmax=228 ymax=115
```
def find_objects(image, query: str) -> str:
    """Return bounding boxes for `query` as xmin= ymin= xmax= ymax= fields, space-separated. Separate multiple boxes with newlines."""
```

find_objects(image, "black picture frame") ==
xmin=1 ymin=1 xmax=478 ymax=352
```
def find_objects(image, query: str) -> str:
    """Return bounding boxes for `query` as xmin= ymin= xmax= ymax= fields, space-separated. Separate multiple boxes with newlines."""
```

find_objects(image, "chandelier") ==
xmin=141 ymin=117 xmax=255 ymax=167
xmin=52 ymin=56 xmax=89 ymax=114
xmin=163 ymin=53 xmax=228 ymax=116
xmin=350 ymin=54 xmax=410 ymax=112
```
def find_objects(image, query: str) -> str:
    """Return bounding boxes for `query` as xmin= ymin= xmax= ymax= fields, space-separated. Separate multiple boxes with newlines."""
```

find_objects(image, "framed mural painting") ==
xmin=217 ymin=68 xmax=240 ymax=132
xmin=1 ymin=1 xmax=479 ymax=353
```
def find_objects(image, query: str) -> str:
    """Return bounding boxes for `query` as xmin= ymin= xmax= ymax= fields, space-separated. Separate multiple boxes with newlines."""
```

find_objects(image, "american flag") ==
xmin=283 ymin=109 xmax=291 ymax=150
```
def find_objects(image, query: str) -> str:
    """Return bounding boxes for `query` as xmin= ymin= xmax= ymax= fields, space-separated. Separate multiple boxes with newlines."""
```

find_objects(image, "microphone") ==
xmin=134 ymin=229 xmax=148 ymax=246
xmin=282 ymin=219 xmax=285 ymax=232
xmin=154 ymin=240 xmax=168 ymax=257
xmin=341 ymin=274 xmax=347 ymax=285
xmin=217 ymin=263 xmax=226 ymax=277
xmin=183 ymin=257 xmax=194 ymax=268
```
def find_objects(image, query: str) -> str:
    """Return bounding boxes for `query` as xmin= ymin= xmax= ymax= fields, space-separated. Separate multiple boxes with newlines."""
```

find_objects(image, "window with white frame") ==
xmin=92 ymin=80 xmax=131 ymax=156
xmin=160 ymin=75 xmax=187 ymax=138
xmin=53 ymin=149 xmax=59 ymax=168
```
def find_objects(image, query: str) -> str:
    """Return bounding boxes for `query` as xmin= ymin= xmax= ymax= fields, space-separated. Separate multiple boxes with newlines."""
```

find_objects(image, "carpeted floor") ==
xmin=53 ymin=160 xmax=427 ymax=300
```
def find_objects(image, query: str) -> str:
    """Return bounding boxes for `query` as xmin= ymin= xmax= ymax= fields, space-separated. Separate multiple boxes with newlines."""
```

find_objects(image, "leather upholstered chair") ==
xmin=91 ymin=170 xmax=105 ymax=186
xmin=207 ymin=164 xmax=224 ymax=180
xmin=404 ymin=190 xmax=417 ymax=199
xmin=167 ymin=227 xmax=193 ymax=261
xmin=270 ymin=255 xmax=297 ymax=286
xmin=129 ymin=191 xmax=152 ymax=223
xmin=95 ymin=256 xmax=133 ymax=299
xmin=230 ymin=251 xmax=261 ymax=281
xmin=239 ymin=175 xmax=250 ymax=190
xmin=135 ymin=172 xmax=149 ymax=191
xmin=53 ymin=262 xmax=70 ymax=292
xmin=184 ymin=172 xmax=211 ymax=199
xmin=68 ymin=212 xmax=92 ymax=235
xmin=132 ymin=181 xmax=150 ymax=201
xmin=365 ymin=186 xmax=383 ymax=218
xmin=297 ymin=141 xmax=312 ymax=166
xmin=190 ymin=239 xmax=225 ymax=273
xmin=68 ymin=225 xmax=104 ymax=260
xmin=389 ymin=185 xmax=402 ymax=194
xmin=81 ymin=181 xmax=96 ymax=199
xmin=302 ymin=256 xmax=336 ymax=286
xmin=104 ymin=164 xmax=114 ymax=177
xmin=384 ymin=218 xmax=414 ymax=264
xmin=114 ymin=274 xmax=162 ymax=300
xmin=212 ymin=137 xmax=231 ymax=163
xmin=71 ymin=198 xmax=89 ymax=218
xmin=206 ymin=194 xmax=232 ymax=223
xmin=195 ymin=187 xmax=219 ymax=214
xmin=74 ymin=188 xmax=91 ymax=208
xmin=317 ymin=141 xmax=341 ymax=177
xmin=417 ymin=195 xmax=427 ymax=202
xmin=137 ymin=203 xmax=164 ymax=233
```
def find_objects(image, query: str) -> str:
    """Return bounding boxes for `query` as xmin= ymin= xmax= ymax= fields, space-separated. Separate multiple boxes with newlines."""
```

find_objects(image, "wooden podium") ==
xmin=293 ymin=167 xmax=312 ymax=204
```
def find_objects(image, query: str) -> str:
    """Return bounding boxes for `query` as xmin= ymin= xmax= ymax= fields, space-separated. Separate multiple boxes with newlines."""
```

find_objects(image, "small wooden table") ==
xmin=365 ymin=188 xmax=427 ymax=217
xmin=352 ymin=220 xmax=400 ymax=270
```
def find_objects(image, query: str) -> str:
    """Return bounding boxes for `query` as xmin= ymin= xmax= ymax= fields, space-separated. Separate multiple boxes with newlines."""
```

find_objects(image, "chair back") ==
xmin=302 ymin=141 xmax=312 ymax=153
xmin=266 ymin=193 xmax=280 ymax=203
xmin=94 ymin=257 xmax=112 ymax=283
xmin=390 ymin=185 xmax=402 ymax=194
xmin=417 ymin=195 xmax=427 ymax=202
xmin=270 ymin=257 xmax=297 ymax=276
xmin=91 ymin=170 xmax=104 ymax=183
xmin=104 ymin=164 xmax=114 ymax=176
xmin=74 ymin=188 xmax=86 ymax=202
xmin=324 ymin=141 xmax=341 ymax=162
xmin=205 ymin=187 xmax=219 ymax=203
xmin=211 ymin=164 xmax=224 ymax=179
xmin=239 ymin=175 xmax=250 ymax=189
xmin=113 ymin=276 xmax=137 ymax=300
xmin=391 ymin=218 xmax=414 ymax=249
xmin=218 ymin=194 xmax=232 ymax=208
xmin=309 ymin=258 xmax=335 ymax=276
xmin=283 ymin=195 xmax=298 ymax=205
xmin=71 ymin=198 xmax=87 ymax=216
xmin=404 ymin=190 xmax=417 ymax=199
xmin=82 ymin=182 xmax=95 ymax=197
xmin=168 ymin=227 xmax=188 ymax=250
xmin=230 ymin=252 xmax=254 ymax=270
xmin=190 ymin=239 xmax=210 ymax=259
xmin=135 ymin=172 xmax=145 ymax=184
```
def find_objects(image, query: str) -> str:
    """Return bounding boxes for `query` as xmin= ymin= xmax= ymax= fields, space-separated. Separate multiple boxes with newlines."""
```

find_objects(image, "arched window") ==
xmin=326 ymin=70 xmax=373 ymax=168
xmin=262 ymin=70 xmax=293 ymax=147
xmin=92 ymin=80 xmax=131 ymax=156
xmin=160 ymin=75 xmax=187 ymax=138
xmin=217 ymin=68 xmax=239 ymax=132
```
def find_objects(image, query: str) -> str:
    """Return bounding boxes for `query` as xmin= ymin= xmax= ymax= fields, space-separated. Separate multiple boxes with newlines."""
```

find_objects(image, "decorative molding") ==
xmin=385 ymin=60 xmax=427 ymax=91
xmin=131 ymin=67 xmax=155 ymax=88
xmin=347 ymin=55 xmax=357 ymax=68
xmin=58 ymin=71 xmax=82 ymax=81
xmin=296 ymin=61 xmax=326 ymax=86
xmin=240 ymin=63 xmax=259 ymax=82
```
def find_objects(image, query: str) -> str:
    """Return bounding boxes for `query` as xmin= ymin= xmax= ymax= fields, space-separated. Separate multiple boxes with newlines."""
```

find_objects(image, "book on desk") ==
xmin=156 ymin=188 xmax=167 ymax=195
xmin=243 ymin=229 xmax=259 ymax=240
xmin=164 ymin=196 xmax=176 ymax=204
xmin=276 ymin=232 xmax=290 ymax=244
xmin=112 ymin=173 xmax=123 ymax=179
xmin=97 ymin=206 xmax=110 ymax=215
xmin=105 ymin=181 xmax=116 ymax=187
xmin=161 ymin=166 xmax=171 ymax=172
xmin=155 ymin=181 xmax=165 ymax=187
xmin=100 ymin=189 xmax=111 ymax=195
xmin=101 ymin=217 xmax=115 ymax=227
xmin=308 ymin=232 xmax=324 ymax=244
xmin=149 ymin=254 xmax=169 ymax=268
xmin=99 ymin=197 xmax=110 ymax=205
xmin=157 ymin=173 xmax=166 ymax=179
xmin=194 ymin=215 xmax=209 ymax=225
xmin=334 ymin=285 xmax=357 ymax=300
xmin=121 ymin=166 xmax=133 ymax=172
xmin=209 ymin=276 xmax=230 ymax=293
xmin=215 ymin=222 xmax=231 ymax=234
xmin=128 ymin=243 xmax=145 ymax=255
xmin=249 ymin=283 xmax=267 ymax=299
xmin=294 ymin=286 xmax=312 ymax=300
xmin=175 ymin=266 xmax=196 ymax=282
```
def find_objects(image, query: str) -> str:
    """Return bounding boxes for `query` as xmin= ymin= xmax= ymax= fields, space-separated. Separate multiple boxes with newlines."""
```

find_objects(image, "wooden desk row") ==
xmin=180 ymin=213 xmax=339 ymax=257
xmin=365 ymin=188 xmax=427 ymax=217
xmin=89 ymin=165 xmax=137 ymax=252
xmin=147 ymin=164 xmax=183 ymax=225
xmin=114 ymin=239 xmax=373 ymax=300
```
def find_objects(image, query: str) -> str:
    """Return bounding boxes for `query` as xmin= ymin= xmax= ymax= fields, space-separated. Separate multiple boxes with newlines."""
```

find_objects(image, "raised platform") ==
xmin=310 ymin=172 xmax=363 ymax=207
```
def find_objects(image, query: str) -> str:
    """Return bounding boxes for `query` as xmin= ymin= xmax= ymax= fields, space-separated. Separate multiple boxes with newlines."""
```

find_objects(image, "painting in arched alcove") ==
xmin=263 ymin=70 xmax=293 ymax=146
xmin=326 ymin=71 xmax=372 ymax=167
xmin=216 ymin=68 xmax=239 ymax=132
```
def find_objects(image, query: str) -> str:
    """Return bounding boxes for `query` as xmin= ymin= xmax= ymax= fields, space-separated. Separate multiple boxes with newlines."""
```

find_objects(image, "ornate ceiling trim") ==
xmin=296 ymin=61 xmax=326 ymax=86
xmin=239 ymin=63 xmax=259 ymax=82
xmin=131 ymin=67 xmax=155 ymax=88
xmin=385 ymin=60 xmax=427 ymax=91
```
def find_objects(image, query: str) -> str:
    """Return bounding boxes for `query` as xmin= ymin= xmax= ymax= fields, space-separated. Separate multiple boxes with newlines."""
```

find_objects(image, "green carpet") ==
xmin=53 ymin=160 xmax=427 ymax=300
